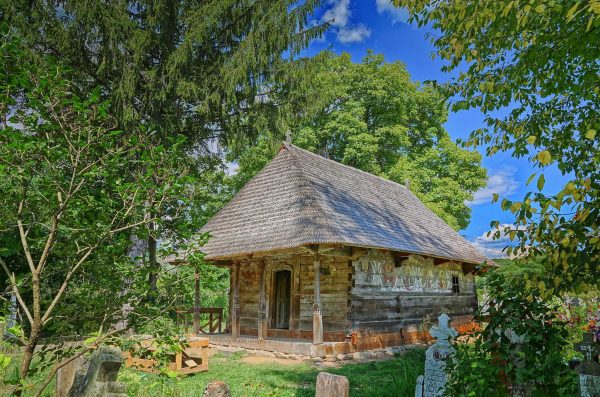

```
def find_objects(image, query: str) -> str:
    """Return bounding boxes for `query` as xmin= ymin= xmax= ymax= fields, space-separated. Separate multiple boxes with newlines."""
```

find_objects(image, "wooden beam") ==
xmin=313 ymin=257 xmax=323 ymax=345
xmin=231 ymin=261 xmax=240 ymax=337
xmin=257 ymin=260 xmax=267 ymax=341
xmin=193 ymin=268 xmax=200 ymax=335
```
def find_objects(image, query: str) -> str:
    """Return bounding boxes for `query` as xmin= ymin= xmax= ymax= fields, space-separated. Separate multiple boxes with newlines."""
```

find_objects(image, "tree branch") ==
xmin=0 ymin=257 xmax=34 ymax=326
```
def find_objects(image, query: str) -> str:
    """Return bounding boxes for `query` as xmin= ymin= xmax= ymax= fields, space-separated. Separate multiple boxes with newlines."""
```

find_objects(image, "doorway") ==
xmin=272 ymin=270 xmax=291 ymax=329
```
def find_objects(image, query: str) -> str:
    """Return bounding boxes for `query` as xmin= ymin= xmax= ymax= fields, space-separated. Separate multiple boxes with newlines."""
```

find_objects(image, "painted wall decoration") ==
xmin=353 ymin=250 xmax=473 ymax=293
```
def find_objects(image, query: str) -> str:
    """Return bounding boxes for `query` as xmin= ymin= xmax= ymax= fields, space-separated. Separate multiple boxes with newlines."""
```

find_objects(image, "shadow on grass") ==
xmin=122 ymin=348 xmax=425 ymax=397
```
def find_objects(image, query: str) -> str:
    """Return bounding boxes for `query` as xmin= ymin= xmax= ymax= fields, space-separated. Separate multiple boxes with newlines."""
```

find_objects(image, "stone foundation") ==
xmin=209 ymin=317 xmax=476 ymax=359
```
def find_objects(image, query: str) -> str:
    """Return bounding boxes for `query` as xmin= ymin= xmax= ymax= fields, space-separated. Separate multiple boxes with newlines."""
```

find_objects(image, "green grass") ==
xmin=119 ymin=348 xmax=425 ymax=397
xmin=2 ymin=348 xmax=425 ymax=396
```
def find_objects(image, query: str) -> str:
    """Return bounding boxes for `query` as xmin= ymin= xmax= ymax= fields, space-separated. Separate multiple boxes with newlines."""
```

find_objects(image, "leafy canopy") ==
xmin=0 ymin=26 xmax=207 ymax=383
xmin=397 ymin=0 xmax=600 ymax=292
xmin=230 ymin=52 xmax=487 ymax=231
xmin=1 ymin=0 xmax=327 ymax=143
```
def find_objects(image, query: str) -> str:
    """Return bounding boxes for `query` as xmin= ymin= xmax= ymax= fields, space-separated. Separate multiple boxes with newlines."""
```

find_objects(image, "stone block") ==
xmin=67 ymin=345 xmax=126 ymax=397
xmin=315 ymin=372 xmax=349 ymax=397
xmin=56 ymin=356 xmax=85 ymax=397
xmin=310 ymin=344 xmax=326 ymax=358
xmin=203 ymin=380 xmax=231 ymax=397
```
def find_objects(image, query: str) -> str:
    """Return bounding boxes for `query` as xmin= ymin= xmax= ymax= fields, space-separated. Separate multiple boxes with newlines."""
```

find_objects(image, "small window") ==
xmin=452 ymin=276 xmax=460 ymax=293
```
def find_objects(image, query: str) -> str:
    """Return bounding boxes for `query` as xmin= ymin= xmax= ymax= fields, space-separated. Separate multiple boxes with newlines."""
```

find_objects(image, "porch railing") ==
xmin=175 ymin=307 xmax=224 ymax=334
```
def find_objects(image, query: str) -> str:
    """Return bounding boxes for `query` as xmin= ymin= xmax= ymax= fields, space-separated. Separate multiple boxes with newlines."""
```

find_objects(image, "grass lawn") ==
xmin=2 ymin=347 xmax=424 ymax=396
xmin=120 ymin=349 xmax=425 ymax=397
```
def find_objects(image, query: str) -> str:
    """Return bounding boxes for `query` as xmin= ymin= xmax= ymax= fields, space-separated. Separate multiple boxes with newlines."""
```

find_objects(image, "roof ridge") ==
xmin=286 ymin=143 xmax=410 ymax=191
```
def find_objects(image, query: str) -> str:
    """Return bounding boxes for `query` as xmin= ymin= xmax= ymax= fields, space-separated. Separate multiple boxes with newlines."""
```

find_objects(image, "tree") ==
xmin=1 ymin=0 xmax=328 ymax=293
xmin=390 ymin=1 xmax=599 ymax=393
xmin=396 ymin=0 xmax=599 ymax=292
xmin=229 ymin=52 xmax=487 ymax=230
xmin=0 ymin=28 xmax=197 ymax=382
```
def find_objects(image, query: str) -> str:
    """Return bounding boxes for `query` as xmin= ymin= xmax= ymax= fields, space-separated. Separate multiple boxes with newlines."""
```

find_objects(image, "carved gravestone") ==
xmin=67 ymin=345 xmax=127 ymax=397
xmin=202 ymin=380 xmax=231 ymax=397
xmin=576 ymin=333 xmax=600 ymax=397
xmin=415 ymin=313 xmax=457 ymax=397
xmin=316 ymin=372 xmax=350 ymax=397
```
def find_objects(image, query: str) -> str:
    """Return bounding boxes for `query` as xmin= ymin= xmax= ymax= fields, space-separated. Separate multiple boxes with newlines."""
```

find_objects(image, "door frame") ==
xmin=268 ymin=263 xmax=294 ymax=330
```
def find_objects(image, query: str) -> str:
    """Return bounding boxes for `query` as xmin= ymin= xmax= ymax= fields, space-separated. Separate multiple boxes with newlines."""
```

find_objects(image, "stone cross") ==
xmin=576 ymin=333 xmax=599 ymax=363
xmin=316 ymin=372 xmax=349 ymax=397
xmin=576 ymin=333 xmax=600 ymax=397
xmin=415 ymin=313 xmax=457 ymax=397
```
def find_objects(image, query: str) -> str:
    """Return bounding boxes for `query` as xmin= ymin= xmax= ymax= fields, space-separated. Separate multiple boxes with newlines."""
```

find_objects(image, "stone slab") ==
xmin=316 ymin=372 xmax=349 ymax=397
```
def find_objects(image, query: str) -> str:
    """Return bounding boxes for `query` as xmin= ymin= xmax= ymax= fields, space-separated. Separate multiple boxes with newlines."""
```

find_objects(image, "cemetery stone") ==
xmin=576 ymin=333 xmax=600 ymax=397
xmin=67 ymin=345 xmax=127 ymax=397
xmin=414 ymin=313 xmax=457 ymax=397
xmin=315 ymin=372 xmax=350 ymax=397
xmin=202 ymin=380 xmax=231 ymax=397
xmin=56 ymin=356 xmax=85 ymax=397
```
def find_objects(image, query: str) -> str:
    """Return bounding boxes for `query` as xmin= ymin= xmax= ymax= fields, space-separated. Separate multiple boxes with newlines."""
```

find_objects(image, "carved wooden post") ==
xmin=313 ymin=258 xmax=323 ymax=345
xmin=258 ymin=260 xmax=268 ymax=341
xmin=193 ymin=267 xmax=200 ymax=335
xmin=231 ymin=261 xmax=240 ymax=338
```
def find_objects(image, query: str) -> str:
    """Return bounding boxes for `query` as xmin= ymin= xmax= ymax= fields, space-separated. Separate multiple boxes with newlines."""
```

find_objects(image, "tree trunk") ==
xmin=20 ymin=272 xmax=42 ymax=381
xmin=19 ymin=320 xmax=41 ymax=380
xmin=147 ymin=231 xmax=158 ymax=293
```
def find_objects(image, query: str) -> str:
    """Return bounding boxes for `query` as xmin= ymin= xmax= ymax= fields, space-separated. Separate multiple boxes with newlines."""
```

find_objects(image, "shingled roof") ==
xmin=198 ymin=143 xmax=485 ymax=264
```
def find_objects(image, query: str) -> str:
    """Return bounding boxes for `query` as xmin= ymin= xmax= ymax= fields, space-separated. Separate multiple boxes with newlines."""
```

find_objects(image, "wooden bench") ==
xmin=123 ymin=336 xmax=209 ymax=375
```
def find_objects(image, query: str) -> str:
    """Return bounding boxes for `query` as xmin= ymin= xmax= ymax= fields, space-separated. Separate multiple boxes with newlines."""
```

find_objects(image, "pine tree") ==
xmin=2 ymin=1 xmax=325 ymax=140
xmin=1 ymin=1 xmax=327 ymax=380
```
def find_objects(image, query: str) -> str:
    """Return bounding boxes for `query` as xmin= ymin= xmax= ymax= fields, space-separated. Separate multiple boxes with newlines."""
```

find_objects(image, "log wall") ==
xmin=349 ymin=249 xmax=477 ymax=335
xmin=236 ymin=254 xmax=350 ymax=341
xmin=233 ymin=247 xmax=477 ymax=342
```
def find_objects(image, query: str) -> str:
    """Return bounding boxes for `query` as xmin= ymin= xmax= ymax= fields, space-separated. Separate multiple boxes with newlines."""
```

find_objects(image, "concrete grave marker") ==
xmin=415 ymin=313 xmax=457 ymax=397
xmin=56 ymin=356 xmax=85 ymax=397
xmin=576 ymin=333 xmax=600 ymax=397
xmin=316 ymin=372 xmax=349 ymax=397
xmin=67 ymin=345 xmax=127 ymax=397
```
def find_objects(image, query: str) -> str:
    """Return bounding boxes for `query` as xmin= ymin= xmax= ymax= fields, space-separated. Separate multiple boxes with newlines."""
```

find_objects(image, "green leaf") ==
xmin=585 ymin=129 xmax=596 ymax=140
xmin=537 ymin=174 xmax=545 ymax=191
xmin=566 ymin=2 xmax=579 ymax=21
xmin=537 ymin=150 xmax=552 ymax=165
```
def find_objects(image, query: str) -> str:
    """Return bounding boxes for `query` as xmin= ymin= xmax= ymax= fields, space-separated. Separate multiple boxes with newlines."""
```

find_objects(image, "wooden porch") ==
xmin=206 ymin=333 xmax=351 ymax=357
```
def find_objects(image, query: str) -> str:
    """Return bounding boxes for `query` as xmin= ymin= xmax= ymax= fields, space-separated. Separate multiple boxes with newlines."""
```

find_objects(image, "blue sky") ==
xmin=298 ymin=0 xmax=570 ymax=258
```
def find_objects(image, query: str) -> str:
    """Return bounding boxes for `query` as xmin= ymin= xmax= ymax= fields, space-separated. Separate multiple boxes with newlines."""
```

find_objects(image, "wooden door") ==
xmin=274 ymin=270 xmax=291 ymax=329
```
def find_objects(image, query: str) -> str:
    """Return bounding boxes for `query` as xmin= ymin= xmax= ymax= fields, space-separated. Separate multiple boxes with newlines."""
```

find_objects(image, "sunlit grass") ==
xmin=2 ymin=347 xmax=425 ymax=396
xmin=120 ymin=348 xmax=425 ymax=397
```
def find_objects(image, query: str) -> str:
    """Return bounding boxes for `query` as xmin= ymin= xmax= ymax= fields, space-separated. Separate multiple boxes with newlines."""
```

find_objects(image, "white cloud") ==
xmin=470 ymin=224 xmax=524 ymax=259
xmin=322 ymin=0 xmax=351 ymax=27
xmin=375 ymin=0 xmax=409 ymax=23
xmin=337 ymin=24 xmax=372 ymax=43
xmin=321 ymin=0 xmax=371 ymax=44
xmin=469 ymin=168 xmax=518 ymax=206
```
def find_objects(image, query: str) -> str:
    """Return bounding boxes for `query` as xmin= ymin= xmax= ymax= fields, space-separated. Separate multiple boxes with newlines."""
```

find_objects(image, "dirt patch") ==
xmin=241 ymin=355 xmax=303 ymax=365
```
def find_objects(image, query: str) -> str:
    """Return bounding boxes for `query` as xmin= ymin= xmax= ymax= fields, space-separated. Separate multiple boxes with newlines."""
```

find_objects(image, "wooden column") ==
xmin=231 ymin=261 xmax=241 ymax=338
xmin=313 ymin=258 xmax=323 ymax=345
xmin=257 ymin=260 xmax=268 ymax=341
xmin=291 ymin=255 xmax=301 ymax=334
xmin=193 ymin=267 xmax=200 ymax=335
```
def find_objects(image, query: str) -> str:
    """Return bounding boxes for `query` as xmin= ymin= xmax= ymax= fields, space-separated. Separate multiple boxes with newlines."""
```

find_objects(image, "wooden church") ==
xmin=175 ymin=142 xmax=485 ymax=357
